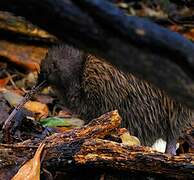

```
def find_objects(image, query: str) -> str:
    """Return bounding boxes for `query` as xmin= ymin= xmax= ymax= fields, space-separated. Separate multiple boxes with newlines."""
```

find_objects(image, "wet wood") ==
xmin=0 ymin=11 xmax=57 ymax=43
xmin=1 ymin=1 xmax=194 ymax=108
xmin=0 ymin=110 xmax=121 ymax=169
xmin=75 ymin=139 xmax=194 ymax=179
xmin=0 ymin=40 xmax=47 ymax=71
xmin=0 ymin=110 xmax=194 ymax=179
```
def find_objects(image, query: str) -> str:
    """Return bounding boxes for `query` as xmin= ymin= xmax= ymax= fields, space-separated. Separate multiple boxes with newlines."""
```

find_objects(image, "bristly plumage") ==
xmin=39 ymin=44 xmax=194 ymax=151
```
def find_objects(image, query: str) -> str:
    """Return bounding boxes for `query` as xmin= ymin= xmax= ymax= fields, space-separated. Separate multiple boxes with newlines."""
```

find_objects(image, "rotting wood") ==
xmin=0 ymin=110 xmax=194 ymax=179
xmin=0 ymin=40 xmax=47 ymax=71
xmin=0 ymin=110 xmax=121 ymax=169
xmin=74 ymin=139 xmax=194 ymax=179
xmin=0 ymin=11 xmax=57 ymax=43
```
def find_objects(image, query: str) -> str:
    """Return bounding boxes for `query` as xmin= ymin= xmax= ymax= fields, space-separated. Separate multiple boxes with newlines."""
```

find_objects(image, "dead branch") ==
xmin=0 ymin=39 xmax=47 ymax=71
xmin=0 ymin=110 xmax=121 ymax=169
xmin=0 ymin=110 xmax=194 ymax=179
xmin=75 ymin=139 xmax=194 ymax=179
xmin=0 ymin=11 xmax=57 ymax=43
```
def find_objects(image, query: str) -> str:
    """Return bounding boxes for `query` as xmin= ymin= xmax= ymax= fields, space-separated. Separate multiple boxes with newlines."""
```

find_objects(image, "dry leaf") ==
xmin=183 ymin=29 xmax=194 ymax=41
xmin=118 ymin=128 xmax=141 ymax=146
xmin=120 ymin=132 xmax=141 ymax=146
xmin=0 ymin=77 xmax=9 ymax=87
xmin=58 ymin=110 xmax=72 ymax=117
xmin=169 ymin=25 xmax=194 ymax=41
xmin=15 ymin=72 xmax=38 ymax=89
xmin=12 ymin=143 xmax=45 ymax=180
xmin=2 ymin=89 xmax=23 ymax=107
xmin=35 ymin=94 xmax=54 ymax=105
xmin=25 ymin=101 xmax=49 ymax=119
xmin=2 ymin=89 xmax=49 ymax=119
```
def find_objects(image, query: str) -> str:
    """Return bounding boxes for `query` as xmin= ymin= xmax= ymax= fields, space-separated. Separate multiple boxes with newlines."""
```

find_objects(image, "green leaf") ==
xmin=3 ymin=89 xmax=23 ymax=107
xmin=39 ymin=117 xmax=84 ymax=127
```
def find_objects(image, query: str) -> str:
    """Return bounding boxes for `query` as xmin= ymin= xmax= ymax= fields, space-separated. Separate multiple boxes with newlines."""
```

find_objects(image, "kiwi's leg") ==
xmin=165 ymin=137 xmax=177 ymax=155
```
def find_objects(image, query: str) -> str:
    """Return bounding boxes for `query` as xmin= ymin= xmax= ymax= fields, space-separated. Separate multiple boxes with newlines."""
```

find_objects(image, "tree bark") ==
xmin=0 ymin=110 xmax=121 ymax=169
xmin=0 ymin=11 xmax=57 ymax=44
xmin=0 ymin=111 xmax=194 ymax=179
xmin=0 ymin=1 xmax=194 ymax=108
xmin=75 ymin=139 xmax=194 ymax=179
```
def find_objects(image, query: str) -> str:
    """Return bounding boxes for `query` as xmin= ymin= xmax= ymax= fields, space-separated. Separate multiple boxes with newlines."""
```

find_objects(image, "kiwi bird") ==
xmin=39 ymin=44 xmax=193 ymax=155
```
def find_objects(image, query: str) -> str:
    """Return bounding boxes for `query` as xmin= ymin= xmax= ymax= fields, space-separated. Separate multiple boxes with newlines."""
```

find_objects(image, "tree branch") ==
xmin=0 ymin=110 xmax=121 ymax=169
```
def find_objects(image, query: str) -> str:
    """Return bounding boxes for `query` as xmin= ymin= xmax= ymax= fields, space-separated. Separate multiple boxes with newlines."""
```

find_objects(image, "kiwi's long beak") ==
xmin=37 ymin=71 xmax=48 ymax=87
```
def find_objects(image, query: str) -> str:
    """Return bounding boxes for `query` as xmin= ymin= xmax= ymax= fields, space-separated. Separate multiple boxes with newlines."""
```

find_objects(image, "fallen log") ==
xmin=0 ymin=110 xmax=194 ymax=179
xmin=1 ymin=0 xmax=194 ymax=108
xmin=0 ymin=110 xmax=121 ymax=169
xmin=0 ymin=40 xmax=47 ymax=71
xmin=75 ymin=139 xmax=194 ymax=179
xmin=0 ymin=11 xmax=57 ymax=44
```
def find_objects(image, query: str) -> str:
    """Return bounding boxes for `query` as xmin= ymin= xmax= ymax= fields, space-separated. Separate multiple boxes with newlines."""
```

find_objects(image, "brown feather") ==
xmin=39 ymin=44 xmax=194 ymax=146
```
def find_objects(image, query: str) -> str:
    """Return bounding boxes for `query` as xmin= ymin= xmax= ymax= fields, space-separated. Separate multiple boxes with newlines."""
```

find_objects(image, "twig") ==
xmin=2 ymin=80 xmax=46 ymax=129
xmin=5 ymin=71 xmax=17 ymax=88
